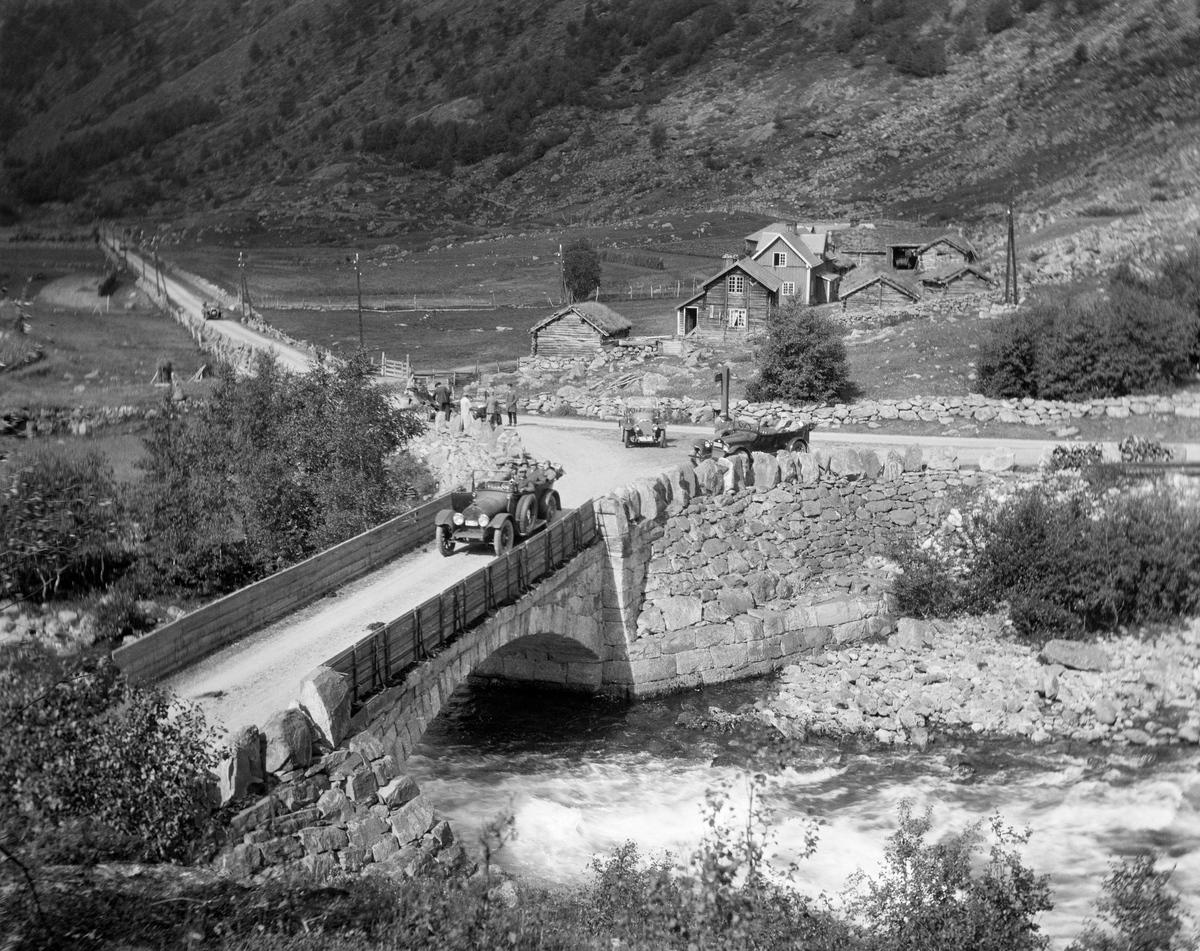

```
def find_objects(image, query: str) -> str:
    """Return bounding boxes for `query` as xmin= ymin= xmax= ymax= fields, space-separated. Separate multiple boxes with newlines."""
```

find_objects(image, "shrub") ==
xmin=137 ymin=352 xmax=424 ymax=592
xmin=1118 ymin=435 xmax=1172 ymax=463
xmin=1046 ymin=443 xmax=1104 ymax=471
xmin=978 ymin=280 xmax=1196 ymax=400
xmin=846 ymin=803 xmax=1053 ymax=951
xmin=649 ymin=120 xmax=667 ymax=151
xmin=891 ymin=482 xmax=1200 ymax=639
xmin=747 ymin=302 xmax=850 ymax=403
xmin=889 ymin=544 xmax=966 ymax=619
xmin=1069 ymin=853 xmax=1192 ymax=951
xmin=0 ymin=447 xmax=128 ymax=603
xmin=0 ymin=645 xmax=219 ymax=863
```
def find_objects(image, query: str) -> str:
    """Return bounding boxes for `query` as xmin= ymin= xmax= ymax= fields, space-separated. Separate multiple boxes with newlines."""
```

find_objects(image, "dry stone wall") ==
xmin=213 ymin=673 xmax=469 ymax=882
xmin=519 ymin=389 xmax=1200 ymax=431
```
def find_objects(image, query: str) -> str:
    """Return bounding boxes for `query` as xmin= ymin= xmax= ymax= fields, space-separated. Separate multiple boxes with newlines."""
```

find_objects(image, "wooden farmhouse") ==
xmin=838 ymin=266 xmax=921 ymax=314
xmin=528 ymin=302 xmax=632 ymax=357
xmin=744 ymin=224 xmax=840 ymax=305
xmin=675 ymin=256 xmax=780 ymax=340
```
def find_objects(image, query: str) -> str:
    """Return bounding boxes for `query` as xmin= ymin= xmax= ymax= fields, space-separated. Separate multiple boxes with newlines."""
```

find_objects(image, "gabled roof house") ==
xmin=676 ymin=256 xmax=780 ymax=339
xmin=529 ymin=302 xmax=632 ymax=356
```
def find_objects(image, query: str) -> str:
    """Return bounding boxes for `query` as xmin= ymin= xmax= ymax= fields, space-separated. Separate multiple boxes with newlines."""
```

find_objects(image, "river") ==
xmin=405 ymin=677 xmax=1200 ymax=948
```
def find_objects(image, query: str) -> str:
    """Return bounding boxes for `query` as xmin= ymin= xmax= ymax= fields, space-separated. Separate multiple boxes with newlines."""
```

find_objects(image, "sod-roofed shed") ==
xmin=529 ymin=302 xmax=633 ymax=356
xmin=838 ymin=265 xmax=921 ymax=313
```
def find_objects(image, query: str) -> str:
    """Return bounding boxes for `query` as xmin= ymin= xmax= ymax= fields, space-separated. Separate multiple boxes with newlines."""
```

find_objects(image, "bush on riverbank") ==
xmin=892 ymin=481 xmax=1200 ymax=639
xmin=0 ymin=643 xmax=219 ymax=871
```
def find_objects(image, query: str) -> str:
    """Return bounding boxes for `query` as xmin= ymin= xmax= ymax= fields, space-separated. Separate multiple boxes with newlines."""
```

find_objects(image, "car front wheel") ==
xmin=493 ymin=520 xmax=514 ymax=556
xmin=437 ymin=527 xmax=455 ymax=557
xmin=786 ymin=436 xmax=809 ymax=453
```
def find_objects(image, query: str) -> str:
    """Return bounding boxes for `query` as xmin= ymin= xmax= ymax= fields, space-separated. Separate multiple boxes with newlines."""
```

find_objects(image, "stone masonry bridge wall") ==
xmin=473 ymin=444 xmax=992 ymax=696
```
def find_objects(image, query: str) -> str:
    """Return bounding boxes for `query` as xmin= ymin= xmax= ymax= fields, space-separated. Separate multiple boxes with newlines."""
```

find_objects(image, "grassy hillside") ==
xmin=1 ymin=0 xmax=1198 ymax=247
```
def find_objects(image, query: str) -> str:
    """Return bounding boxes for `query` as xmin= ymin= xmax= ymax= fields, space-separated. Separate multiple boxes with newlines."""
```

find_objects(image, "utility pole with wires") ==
xmin=559 ymin=243 xmax=567 ymax=304
xmin=1004 ymin=201 xmax=1019 ymax=305
xmin=355 ymin=253 xmax=364 ymax=349
xmin=237 ymin=252 xmax=253 ymax=321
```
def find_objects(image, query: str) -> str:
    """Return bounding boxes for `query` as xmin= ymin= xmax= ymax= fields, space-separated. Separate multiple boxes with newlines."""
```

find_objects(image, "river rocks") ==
xmin=760 ymin=616 xmax=1200 ymax=748
xmin=1041 ymin=639 xmax=1111 ymax=672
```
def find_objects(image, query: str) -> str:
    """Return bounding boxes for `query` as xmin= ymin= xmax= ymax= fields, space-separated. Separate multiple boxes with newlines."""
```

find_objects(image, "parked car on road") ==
xmin=691 ymin=419 xmax=813 ymax=463
xmin=436 ymin=463 xmax=564 ymax=556
xmin=620 ymin=396 xmax=667 ymax=448
xmin=202 ymin=301 xmax=222 ymax=320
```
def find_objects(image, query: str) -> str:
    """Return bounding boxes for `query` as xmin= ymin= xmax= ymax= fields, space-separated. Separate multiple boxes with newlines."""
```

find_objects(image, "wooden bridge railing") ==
xmin=324 ymin=501 xmax=599 ymax=705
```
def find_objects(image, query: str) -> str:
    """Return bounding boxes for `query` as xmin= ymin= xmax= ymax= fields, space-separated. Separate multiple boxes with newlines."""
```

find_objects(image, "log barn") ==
xmin=838 ymin=266 xmax=921 ymax=313
xmin=528 ymin=302 xmax=632 ymax=357
xmin=675 ymin=256 xmax=780 ymax=340
xmin=920 ymin=264 xmax=994 ymax=298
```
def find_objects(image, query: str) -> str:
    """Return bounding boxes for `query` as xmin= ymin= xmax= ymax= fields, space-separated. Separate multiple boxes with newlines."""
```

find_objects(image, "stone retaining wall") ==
xmin=214 ymin=708 xmax=466 ymax=881
xmin=519 ymin=389 xmax=1200 ymax=430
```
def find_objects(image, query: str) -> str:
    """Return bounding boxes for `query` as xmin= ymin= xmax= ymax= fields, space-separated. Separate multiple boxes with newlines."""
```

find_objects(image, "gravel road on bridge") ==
xmin=165 ymin=422 xmax=695 ymax=738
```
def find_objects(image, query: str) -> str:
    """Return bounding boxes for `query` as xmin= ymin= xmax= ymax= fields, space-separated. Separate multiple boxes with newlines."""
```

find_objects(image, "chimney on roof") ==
xmin=723 ymin=253 xmax=736 ymax=263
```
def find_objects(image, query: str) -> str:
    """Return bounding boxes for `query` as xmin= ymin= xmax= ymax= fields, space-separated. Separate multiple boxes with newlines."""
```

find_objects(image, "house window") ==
xmin=727 ymin=274 xmax=745 ymax=294
xmin=773 ymin=252 xmax=787 ymax=267
xmin=728 ymin=308 xmax=747 ymax=329
xmin=781 ymin=282 xmax=796 ymax=296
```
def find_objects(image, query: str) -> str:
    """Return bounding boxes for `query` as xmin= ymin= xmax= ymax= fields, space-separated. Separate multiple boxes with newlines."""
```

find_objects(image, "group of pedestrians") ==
xmin=430 ymin=380 xmax=518 ymax=431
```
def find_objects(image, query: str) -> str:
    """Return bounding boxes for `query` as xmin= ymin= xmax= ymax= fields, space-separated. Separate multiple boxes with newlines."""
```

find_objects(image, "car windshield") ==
xmin=477 ymin=480 xmax=514 ymax=492
xmin=624 ymin=397 xmax=660 ymax=411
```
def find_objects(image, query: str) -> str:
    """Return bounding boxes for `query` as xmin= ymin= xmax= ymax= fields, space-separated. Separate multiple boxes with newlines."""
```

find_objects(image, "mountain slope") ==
xmin=1 ymin=0 xmax=1198 ymax=248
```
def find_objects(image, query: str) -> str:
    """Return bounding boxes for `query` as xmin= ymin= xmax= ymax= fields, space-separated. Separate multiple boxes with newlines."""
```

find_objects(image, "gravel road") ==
xmin=108 ymin=240 xmax=314 ymax=374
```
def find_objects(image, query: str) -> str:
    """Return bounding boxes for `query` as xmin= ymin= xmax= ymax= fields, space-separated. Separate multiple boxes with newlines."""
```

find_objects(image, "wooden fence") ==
xmin=324 ymin=501 xmax=599 ymax=704
xmin=113 ymin=495 xmax=452 ymax=684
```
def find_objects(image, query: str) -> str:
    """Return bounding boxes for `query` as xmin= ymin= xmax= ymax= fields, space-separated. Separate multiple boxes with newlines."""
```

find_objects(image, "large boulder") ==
xmin=798 ymin=452 xmax=821 ymax=484
xmin=978 ymin=449 xmax=1016 ymax=472
xmin=860 ymin=449 xmax=883 ymax=480
xmin=1041 ymin=639 xmax=1111 ymax=672
xmin=829 ymin=448 xmax=865 ymax=480
xmin=263 ymin=707 xmax=313 ymax=773
xmin=694 ymin=458 xmax=724 ymax=496
xmin=299 ymin=666 xmax=352 ymax=748
xmin=882 ymin=449 xmax=905 ymax=482
xmin=927 ymin=447 xmax=959 ymax=471
xmin=752 ymin=451 xmax=780 ymax=489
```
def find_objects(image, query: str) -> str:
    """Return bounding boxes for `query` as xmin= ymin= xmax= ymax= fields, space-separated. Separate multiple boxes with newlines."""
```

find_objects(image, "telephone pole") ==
xmin=1004 ymin=202 xmax=1019 ymax=305
xmin=355 ymin=253 xmax=364 ymax=349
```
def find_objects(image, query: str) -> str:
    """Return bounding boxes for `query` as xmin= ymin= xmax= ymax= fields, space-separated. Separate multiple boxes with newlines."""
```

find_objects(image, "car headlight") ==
xmin=453 ymin=513 xmax=465 ymax=526
xmin=475 ymin=516 xmax=489 ymax=527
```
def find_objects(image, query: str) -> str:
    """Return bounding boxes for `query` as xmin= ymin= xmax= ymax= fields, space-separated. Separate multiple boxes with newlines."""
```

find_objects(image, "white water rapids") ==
xmin=405 ymin=681 xmax=1200 ymax=947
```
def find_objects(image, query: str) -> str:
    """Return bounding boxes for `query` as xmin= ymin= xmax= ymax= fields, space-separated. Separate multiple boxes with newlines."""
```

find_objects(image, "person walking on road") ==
xmin=506 ymin=385 xmax=519 ymax=426
xmin=460 ymin=390 xmax=473 ymax=434
xmin=484 ymin=390 xmax=501 ymax=430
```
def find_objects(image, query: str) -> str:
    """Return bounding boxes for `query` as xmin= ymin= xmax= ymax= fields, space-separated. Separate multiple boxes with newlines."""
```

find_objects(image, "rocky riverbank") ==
xmin=758 ymin=615 xmax=1200 ymax=749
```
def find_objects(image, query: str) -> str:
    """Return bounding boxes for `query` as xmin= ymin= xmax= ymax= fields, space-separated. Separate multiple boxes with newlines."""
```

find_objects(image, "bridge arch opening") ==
xmin=471 ymin=631 xmax=604 ymax=693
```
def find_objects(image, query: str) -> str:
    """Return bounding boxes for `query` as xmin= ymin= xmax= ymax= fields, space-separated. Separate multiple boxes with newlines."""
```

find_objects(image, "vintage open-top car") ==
xmin=691 ymin=419 xmax=813 ymax=463
xmin=202 ymin=301 xmax=222 ymax=320
xmin=436 ymin=462 xmax=564 ymax=556
xmin=620 ymin=396 xmax=667 ymax=448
